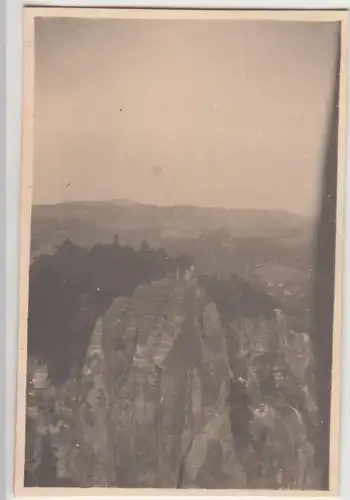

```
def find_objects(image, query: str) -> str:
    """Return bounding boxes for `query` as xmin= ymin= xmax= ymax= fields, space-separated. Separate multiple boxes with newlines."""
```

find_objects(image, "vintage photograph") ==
xmin=15 ymin=8 xmax=347 ymax=495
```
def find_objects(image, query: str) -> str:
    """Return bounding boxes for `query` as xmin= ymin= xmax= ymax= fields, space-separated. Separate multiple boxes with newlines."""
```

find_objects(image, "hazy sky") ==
xmin=33 ymin=18 xmax=339 ymax=215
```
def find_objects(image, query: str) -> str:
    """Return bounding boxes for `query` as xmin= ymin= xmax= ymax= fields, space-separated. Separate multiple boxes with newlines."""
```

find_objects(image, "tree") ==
xmin=140 ymin=240 xmax=150 ymax=252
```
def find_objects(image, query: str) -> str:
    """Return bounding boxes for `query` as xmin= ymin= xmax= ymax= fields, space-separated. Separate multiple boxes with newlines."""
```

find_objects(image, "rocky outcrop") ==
xmin=25 ymin=276 xmax=321 ymax=489
xmin=225 ymin=314 xmax=319 ymax=489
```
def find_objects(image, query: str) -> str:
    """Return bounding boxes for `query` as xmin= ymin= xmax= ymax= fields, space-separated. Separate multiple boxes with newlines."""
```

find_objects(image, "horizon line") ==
xmin=31 ymin=198 xmax=315 ymax=219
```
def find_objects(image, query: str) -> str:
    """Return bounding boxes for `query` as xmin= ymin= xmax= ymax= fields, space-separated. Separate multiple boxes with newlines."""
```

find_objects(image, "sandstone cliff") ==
xmin=25 ymin=276 xmax=320 ymax=489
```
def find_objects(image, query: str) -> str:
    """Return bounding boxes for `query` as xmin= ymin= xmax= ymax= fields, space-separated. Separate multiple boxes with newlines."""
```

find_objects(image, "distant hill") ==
xmin=32 ymin=200 xmax=311 ymax=235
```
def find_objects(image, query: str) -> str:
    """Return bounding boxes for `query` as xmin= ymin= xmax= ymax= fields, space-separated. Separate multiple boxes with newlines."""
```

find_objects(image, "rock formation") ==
xmin=25 ymin=276 xmax=321 ymax=489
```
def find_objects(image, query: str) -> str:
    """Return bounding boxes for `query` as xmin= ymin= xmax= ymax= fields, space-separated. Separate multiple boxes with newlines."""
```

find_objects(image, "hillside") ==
xmin=31 ymin=201 xmax=312 ymax=253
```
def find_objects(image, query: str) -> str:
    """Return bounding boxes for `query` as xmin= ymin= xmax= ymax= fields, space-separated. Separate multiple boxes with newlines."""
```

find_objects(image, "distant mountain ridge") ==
xmin=32 ymin=199 xmax=312 ymax=231
xmin=33 ymin=198 xmax=311 ymax=219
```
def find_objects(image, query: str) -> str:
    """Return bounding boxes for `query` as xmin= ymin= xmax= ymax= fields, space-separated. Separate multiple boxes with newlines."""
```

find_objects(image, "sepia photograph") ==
xmin=15 ymin=7 xmax=348 ymax=496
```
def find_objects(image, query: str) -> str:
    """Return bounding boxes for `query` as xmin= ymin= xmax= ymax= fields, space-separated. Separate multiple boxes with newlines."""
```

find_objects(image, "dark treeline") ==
xmin=28 ymin=236 xmax=193 ymax=385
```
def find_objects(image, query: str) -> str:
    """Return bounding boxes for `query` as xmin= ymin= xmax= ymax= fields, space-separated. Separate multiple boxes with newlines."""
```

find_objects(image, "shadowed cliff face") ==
xmin=26 ymin=270 xmax=321 ymax=489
